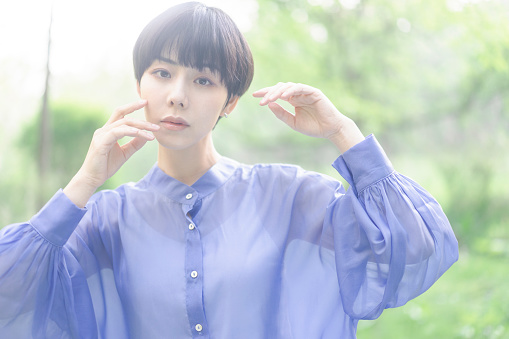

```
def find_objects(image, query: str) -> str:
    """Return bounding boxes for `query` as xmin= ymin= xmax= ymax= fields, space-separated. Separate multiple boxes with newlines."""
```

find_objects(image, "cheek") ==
xmin=138 ymin=75 xmax=158 ymax=99
xmin=143 ymin=104 xmax=157 ymax=124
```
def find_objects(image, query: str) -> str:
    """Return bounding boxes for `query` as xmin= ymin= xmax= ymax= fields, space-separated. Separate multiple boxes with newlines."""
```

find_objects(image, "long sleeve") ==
xmin=329 ymin=135 xmax=458 ymax=320
xmin=0 ymin=190 xmax=91 ymax=338
xmin=0 ymin=140 xmax=459 ymax=338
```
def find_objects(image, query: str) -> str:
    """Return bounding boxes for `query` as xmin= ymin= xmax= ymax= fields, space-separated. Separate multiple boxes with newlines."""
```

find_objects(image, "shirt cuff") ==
xmin=332 ymin=134 xmax=395 ymax=195
xmin=29 ymin=189 xmax=87 ymax=246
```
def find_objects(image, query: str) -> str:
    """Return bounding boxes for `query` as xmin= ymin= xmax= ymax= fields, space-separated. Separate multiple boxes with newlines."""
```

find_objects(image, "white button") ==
xmin=191 ymin=270 xmax=198 ymax=278
xmin=195 ymin=324 xmax=203 ymax=332
xmin=185 ymin=193 xmax=193 ymax=200
xmin=189 ymin=224 xmax=195 ymax=230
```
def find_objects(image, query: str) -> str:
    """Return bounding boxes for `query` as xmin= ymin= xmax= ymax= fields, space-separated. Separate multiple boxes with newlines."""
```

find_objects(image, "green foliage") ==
xmin=2 ymin=0 xmax=509 ymax=335
xmin=240 ymin=0 xmax=509 ymax=250
xmin=358 ymin=251 xmax=509 ymax=339
xmin=18 ymin=101 xmax=106 ymax=181
xmin=16 ymin=101 xmax=107 ymax=205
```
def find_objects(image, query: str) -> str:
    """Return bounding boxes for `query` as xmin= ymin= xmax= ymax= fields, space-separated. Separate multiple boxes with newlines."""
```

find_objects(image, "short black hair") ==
xmin=133 ymin=2 xmax=254 ymax=104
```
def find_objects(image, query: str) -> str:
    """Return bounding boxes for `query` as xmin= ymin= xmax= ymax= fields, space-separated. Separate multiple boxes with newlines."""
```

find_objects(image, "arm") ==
xmin=330 ymin=136 xmax=458 ymax=319
xmin=254 ymin=83 xmax=459 ymax=319
xmin=0 ymin=100 xmax=158 ymax=337
xmin=64 ymin=99 xmax=159 ymax=207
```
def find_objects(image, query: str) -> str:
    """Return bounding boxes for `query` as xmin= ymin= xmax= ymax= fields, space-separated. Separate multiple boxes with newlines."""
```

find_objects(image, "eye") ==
xmin=154 ymin=69 xmax=171 ymax=78
xmin=196 ymin=77 xmax=212 ymax=86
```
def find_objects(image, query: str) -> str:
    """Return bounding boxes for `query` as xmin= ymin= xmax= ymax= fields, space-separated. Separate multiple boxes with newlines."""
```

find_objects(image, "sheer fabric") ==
xmin=0 ymin=135 xmax=458 ymax=338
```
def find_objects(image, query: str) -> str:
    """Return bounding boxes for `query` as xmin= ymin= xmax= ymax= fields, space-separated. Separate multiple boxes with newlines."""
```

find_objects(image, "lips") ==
xmin=160 ymin=116 xmax=189 ymax=131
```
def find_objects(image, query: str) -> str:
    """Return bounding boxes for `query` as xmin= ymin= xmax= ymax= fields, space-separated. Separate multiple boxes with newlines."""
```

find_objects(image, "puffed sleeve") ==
xmin=0 ymin=190 xmax=97 ymax=338
xmin=329 ymin=135 xmax=458 ymax=320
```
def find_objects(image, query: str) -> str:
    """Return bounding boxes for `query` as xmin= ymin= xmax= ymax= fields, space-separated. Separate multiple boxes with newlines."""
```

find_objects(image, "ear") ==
xmin=223 ymin=96 xmax=239 ymax=117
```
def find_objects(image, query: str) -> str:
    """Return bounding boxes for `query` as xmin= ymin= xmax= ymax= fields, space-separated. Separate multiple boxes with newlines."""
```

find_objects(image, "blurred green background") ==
xmin=1 ymin=0 xmax=508 ymax=338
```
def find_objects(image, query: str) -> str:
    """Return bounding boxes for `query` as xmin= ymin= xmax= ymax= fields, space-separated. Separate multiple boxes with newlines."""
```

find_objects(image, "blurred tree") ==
xmin=4 ymin=0 xmax=509 ymax=250
xmin=2 ymin=1 xmax=508 ymax=337
xmin=17 ymin=101 xmax=107 ymax=207
xmin=38 ymin=6 xmax=53 ymax=208
xmin=240 ymin=0 xmax=509 ymax=248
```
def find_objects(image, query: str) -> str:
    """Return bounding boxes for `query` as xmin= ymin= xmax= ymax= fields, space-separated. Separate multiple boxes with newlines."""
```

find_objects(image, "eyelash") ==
xmin=196 ymin=78 xmax=212 ymax=86
xmin=152 ymin=70 xmax=213 ymax=86
xmin=154 ymin=69 xmax=171 ymax=78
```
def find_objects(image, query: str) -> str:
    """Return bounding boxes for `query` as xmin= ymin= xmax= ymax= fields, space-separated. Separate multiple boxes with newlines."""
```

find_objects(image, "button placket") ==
xmin=182 ymin=198 xmax=208 ymax=337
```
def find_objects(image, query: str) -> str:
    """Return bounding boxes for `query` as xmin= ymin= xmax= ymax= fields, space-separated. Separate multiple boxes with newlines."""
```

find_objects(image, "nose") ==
xmin=167 ymin=78 xmax=188 ymax=109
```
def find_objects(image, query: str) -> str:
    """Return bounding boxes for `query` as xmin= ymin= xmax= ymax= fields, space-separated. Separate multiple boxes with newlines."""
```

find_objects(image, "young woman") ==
xmin=0 ymin=2 xmax=458 ymax=338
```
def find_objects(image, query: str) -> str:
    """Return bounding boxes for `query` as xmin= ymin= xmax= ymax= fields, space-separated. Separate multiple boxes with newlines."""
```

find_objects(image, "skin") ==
xmin=252 ymin=82 xmax=364 ymax=153
xmin=138 ymin=59 xmax=239 ymax=184
xmin=63 ymin=66 xmax=364 ymax=208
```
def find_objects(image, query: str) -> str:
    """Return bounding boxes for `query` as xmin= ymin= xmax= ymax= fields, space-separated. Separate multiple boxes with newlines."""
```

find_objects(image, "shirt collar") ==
xmin=139 ymin=156 xmax=240 ymax=204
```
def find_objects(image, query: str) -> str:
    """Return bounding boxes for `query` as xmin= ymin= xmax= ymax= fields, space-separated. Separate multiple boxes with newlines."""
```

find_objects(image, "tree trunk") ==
xmin=38 ymin=7 xmax=53 ymax=208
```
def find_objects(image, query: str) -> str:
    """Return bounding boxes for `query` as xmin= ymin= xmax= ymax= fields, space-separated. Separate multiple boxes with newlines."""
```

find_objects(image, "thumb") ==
xmin=268 ymin=102 xmax=296 ymax=130
xmin=120 ymin=136 xmax=149 ymax=161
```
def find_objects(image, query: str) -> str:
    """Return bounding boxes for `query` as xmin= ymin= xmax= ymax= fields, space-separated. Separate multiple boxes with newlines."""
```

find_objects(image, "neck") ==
xmin=157 ymin=134 xmax=220 ymax=186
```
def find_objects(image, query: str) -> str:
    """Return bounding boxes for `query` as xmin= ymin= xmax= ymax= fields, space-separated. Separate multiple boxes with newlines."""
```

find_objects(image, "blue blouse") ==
xmin=0 ymin=135 xmax=458 ymax=338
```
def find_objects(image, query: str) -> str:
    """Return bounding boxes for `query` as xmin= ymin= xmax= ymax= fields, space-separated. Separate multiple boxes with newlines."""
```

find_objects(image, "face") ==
xmin=137 ymin=58 xmax=238 ymax=152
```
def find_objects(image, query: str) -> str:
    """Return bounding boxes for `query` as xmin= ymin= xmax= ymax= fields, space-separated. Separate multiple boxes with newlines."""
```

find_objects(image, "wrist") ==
xmin=327 ymin=118 xmax=365 ymax=154
xmin=63 ymin=172 xmax=100 ymax=208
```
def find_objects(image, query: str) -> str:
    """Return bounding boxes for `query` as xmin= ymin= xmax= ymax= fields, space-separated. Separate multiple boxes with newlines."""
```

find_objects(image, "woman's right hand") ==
xmin=63 ymin=100 xmax=159 ymax=208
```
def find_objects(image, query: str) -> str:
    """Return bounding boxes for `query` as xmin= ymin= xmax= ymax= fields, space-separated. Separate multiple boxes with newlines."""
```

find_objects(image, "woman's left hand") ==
xmin=253 ymin=82 xmax=365 ymax=153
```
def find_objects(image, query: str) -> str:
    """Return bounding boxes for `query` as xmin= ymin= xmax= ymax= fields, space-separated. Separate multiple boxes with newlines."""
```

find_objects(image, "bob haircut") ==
xmin=133 ymin=2 xmax=254 ymax=105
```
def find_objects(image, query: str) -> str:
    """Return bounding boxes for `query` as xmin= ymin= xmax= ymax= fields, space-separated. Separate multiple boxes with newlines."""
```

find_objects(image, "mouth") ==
xmin=160 ymin=116 xmax=189 ymax=131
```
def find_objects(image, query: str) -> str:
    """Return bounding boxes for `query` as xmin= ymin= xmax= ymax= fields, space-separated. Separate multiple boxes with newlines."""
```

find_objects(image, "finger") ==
xmin=106 ymin=100 xmax=148 ymax=124
xmin=252 ymin=85 xmax=285 ymax=98
xmin=107 ymin=116 xmax=160 ymax=133
xmin=255 ymin=83 xmax=292 ymax=106
xmin=261 ymin=83 xmax=295 ymax=105
xmin=282 ymin=85 xmax=323 ymax=106
xmin=252 ymin=87 xmax=271 ymax=97
xmin=98 ymin=125 xmax=155 ymax=149
xmin=281 ymin=84 xmax=317 ymax=99
xmin=120 ymin=136 xmax=149 ymax=160
xmin=267 ymin=102 xmax=296 ymax=130
xmin=114 ymin=126 xmax=156 ymax=142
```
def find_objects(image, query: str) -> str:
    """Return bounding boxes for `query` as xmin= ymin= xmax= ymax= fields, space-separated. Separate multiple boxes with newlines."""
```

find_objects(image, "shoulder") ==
xmin=231 ymin=161 xmax=341 ymax=191
xmin=86 ymin=180 xmax=145 ymax=212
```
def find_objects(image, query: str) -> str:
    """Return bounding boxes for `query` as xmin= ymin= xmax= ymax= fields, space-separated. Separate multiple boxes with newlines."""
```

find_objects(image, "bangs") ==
xmin=161 ymin=11 xmax=227 ymax=78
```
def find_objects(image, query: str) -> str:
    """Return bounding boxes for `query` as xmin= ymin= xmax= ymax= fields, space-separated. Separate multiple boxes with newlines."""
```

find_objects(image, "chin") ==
xmin=154 ymin=129 xmax=213 ymax=153
xmin=156 ymin=139 xmax=191 ymax=151
xmin=155 ymin=134 xmax=200 ymax=152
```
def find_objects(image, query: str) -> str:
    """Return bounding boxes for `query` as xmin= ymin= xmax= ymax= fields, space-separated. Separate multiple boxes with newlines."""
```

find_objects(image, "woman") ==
xmin=0 ymin=2 xmax=458 ymax=338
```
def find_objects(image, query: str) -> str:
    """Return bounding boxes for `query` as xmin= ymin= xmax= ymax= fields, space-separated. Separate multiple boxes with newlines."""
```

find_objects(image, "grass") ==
xmin=357 ymin=249 xmax=509 ymax=338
